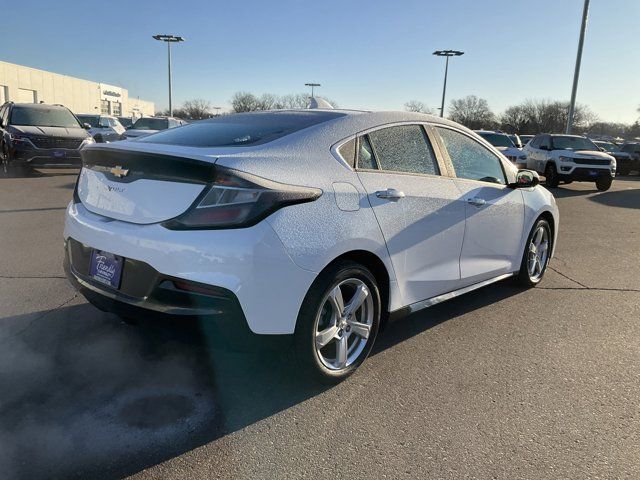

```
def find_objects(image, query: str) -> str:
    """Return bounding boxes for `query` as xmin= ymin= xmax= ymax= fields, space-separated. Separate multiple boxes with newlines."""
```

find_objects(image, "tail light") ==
xmin=162 ymin=167 xmax=322 ymax=230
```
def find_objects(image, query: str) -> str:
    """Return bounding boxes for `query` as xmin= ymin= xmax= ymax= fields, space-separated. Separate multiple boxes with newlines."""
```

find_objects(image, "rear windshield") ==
xmin=477 ymin=132 xmax=515 ymax=148
xmin=132 ymin=118 xmax=169 ymax=130
xmin=11 ymin=106 xmax=81 ymax=128
xmin=136 ymin=111 xmax=346 ymax=147
xmin=77 ymin=115 xmax=100 ymax=127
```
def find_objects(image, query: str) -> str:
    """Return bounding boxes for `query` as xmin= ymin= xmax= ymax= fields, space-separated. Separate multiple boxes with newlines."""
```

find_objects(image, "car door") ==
xmin=355 ymin=124 xmax=467 ymax=306
xmin=434 ymin=126 xmax=525 ymax=285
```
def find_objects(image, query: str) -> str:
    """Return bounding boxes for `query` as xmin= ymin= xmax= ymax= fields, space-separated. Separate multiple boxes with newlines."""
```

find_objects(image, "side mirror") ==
xmin=510 ymin=169 xmax=540 ymax=189
xmin=83 ymin=123 xmax=91 ymax=130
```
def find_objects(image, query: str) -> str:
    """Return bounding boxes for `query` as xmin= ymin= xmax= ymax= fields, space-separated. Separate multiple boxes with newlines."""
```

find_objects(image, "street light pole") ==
xmin=152 ymin=34 xmax=185 ymax=117
xmin=433 ymin=50 xmax=464 ymax=118
xmin=566 ymin=0 xmax=590 ymax=134
xmin=305 ymin=82 xmax=321 ymax=98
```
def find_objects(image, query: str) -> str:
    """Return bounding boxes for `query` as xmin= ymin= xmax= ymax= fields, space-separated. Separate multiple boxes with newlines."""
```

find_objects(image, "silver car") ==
xmin=76 ymin=115 xmax=125 ymax=143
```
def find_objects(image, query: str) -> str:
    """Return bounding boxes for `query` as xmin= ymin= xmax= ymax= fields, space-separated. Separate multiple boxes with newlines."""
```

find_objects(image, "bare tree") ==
xmin=231 ymin=92 xmax=260 ymax=112
xmin=182 ymin=99 xmax=212 ymax=119
xmin=404 ymin=100 xmax=433 ymax=114
xmin=500 ymin=99 xmax=595 ymax=134
xmin=448 ymin=95 xmax=497 ymax=130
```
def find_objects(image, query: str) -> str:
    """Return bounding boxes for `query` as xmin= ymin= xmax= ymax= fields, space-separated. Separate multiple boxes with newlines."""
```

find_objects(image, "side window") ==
xmin=530 ymin=136 xmax=541 ymax=148
xmin=367 ymin=125 xmax=439 ymax=175
xmin=540 ymin=136 xmax=551 ymax=150
xmin=357 ymin=136 xmax=378 ymax=170
xmin=337 ymin=138 xmax=356 ymax=167
xmin=436 ymin=127 xmax=506 ymax=185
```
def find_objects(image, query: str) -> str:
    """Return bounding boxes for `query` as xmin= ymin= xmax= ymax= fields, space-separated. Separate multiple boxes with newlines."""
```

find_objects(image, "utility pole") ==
xmin=305 ymin=83 xmax=321 ymax=98
xmin=566 ymin=0 xmax=590 ymax=134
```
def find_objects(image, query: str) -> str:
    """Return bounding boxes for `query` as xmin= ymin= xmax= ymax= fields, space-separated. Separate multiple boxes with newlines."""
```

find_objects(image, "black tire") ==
xmin=545 ymin=163 xmax=559 ymax=188
xmin=515 ymin=218 xmax=552 ymax=288
xmin=294 ymin=260 xmax=381 ymax=384
xmin=595 ymin=177 xmax=612 ymax=191
xmin=1 ymin=147 xmax=32 ymax=178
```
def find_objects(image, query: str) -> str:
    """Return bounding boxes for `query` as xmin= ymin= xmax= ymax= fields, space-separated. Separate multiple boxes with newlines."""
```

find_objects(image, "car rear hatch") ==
xmin=77 ymin=145 xmax=216 ymax=224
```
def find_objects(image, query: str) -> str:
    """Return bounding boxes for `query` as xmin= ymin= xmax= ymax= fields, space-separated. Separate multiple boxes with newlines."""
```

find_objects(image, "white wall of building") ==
xmin=0 ymin=61 xmax=154 ymax=118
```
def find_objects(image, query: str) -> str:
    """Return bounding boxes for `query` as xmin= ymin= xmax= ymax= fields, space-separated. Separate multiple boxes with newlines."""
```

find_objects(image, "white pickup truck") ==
xmin=523 ymin=134 xmax=615 ymax=191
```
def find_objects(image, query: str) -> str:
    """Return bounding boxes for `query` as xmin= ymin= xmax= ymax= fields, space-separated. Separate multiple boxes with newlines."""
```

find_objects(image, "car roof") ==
xmin=474 ymin=129 xmax=508 ymax=135
xmin=9 ymin=102 xmax=69 ymax=109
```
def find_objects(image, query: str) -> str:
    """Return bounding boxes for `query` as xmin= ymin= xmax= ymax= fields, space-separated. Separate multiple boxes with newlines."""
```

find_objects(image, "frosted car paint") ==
xmin=64 ymin=110 xmax=559 ymax=335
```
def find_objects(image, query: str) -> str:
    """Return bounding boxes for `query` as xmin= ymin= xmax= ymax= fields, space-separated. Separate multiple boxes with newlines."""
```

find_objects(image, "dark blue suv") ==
xmin=0 ymin=102 xmax=94 ymax=175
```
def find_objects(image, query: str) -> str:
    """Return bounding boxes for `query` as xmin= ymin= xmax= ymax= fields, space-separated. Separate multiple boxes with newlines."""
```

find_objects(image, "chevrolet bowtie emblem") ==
xmin=110 ymin=166 xmax=129 ymax=178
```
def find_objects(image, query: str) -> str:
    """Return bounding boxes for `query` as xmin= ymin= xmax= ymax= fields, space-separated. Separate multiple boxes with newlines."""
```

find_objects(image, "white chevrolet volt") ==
xmin=64 ymin=110 xmax=559 ymax=382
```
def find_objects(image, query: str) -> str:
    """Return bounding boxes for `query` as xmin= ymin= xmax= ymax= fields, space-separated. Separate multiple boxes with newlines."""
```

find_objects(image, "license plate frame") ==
xmin=89 ymin=249 xmax=124 ymax=289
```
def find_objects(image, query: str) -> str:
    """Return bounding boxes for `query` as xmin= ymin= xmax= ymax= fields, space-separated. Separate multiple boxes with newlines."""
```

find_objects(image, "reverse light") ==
xmin=163 ymin=168 xmax=322 ymax=230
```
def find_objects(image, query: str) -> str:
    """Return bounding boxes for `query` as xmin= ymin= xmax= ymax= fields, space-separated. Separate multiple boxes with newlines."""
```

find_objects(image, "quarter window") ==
xmin=367 ymin=125 xmax=439 ymax=175
xmin=436 ymin=127 xmax=506 ymax=185
xmin=358 ymin=136 xmax=377 ymax=170
xmin=338 ymin=138 xmax=356 ymax=167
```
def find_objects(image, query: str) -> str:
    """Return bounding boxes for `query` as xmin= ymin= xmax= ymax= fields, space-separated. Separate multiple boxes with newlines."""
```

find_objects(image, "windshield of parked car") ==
xmin=477 ymin=132 xmax=515 ymax=148
xmin=10 ymin=106 xmax=82 ymax=128
xmin=76 ymin=115 xmax=100 ymax=127
xmin=595 ymin=142 xmax=619 ymax=153
xmin=136 ymin=111 xmax=346 ymax=147
xmin=551 ymin=135 xmax=598 ymax=151
xmin=131 ymin=118 xmax=169 ymax=130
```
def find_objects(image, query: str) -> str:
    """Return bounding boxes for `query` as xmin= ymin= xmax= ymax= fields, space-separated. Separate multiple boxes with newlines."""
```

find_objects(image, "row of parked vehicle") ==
xmin=473 ymin=129 xmax=640 ymax=191
xmin=0 ymin=101 xmax=187 ymax=174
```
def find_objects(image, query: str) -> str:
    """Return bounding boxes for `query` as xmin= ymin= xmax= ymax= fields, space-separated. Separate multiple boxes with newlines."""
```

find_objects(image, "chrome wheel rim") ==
xmin=528 ymin=225 xmax=550 ymax=281
xmin=314 ymin=278 xmax=374 ymax=372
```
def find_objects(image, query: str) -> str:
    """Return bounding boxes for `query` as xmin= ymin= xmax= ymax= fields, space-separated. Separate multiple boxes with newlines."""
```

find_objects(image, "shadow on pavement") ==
xmin=0 ymin=280 xmax=524 ymax=479
xmin=588 ymin=187 xmax=640 ymax=209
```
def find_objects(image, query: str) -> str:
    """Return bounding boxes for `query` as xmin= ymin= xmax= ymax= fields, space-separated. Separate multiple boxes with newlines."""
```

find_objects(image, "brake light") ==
xmin=162 ymin=168 xmax=322 ymax=230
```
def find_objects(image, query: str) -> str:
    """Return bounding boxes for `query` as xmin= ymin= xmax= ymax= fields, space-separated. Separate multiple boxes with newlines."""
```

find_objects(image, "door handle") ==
xmin=376 ymin=188 xmax=405 ymax=201
xmin=467 ymin=197 xmax=486 ymax=207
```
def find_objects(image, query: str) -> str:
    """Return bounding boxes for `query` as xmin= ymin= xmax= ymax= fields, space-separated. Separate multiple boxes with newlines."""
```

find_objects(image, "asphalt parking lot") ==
xmin=1 ymin=170 xmax=639 ymax=479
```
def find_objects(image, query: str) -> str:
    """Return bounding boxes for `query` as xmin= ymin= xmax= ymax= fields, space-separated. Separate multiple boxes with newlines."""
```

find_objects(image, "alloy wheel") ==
xmin=527 ymin=225 xmax=550 ymax=281
xmin=313 ymin=278 xmax=374 ymax=372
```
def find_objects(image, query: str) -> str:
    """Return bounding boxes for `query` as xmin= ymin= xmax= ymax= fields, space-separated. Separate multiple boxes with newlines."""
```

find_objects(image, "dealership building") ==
xmin=0 ymin=60 xmax=155 ymax=118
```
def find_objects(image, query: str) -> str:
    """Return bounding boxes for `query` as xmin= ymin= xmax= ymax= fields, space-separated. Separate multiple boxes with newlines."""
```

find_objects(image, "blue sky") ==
xmin=1 ymin=0 xmax=638 ymax=122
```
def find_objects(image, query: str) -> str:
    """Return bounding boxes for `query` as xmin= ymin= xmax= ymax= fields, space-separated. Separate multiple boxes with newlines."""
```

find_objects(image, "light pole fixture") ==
xmin=433 ymin=50 xmax=464 ymax=118
xmin=566 ymin=0 xmax=590 ymax=134
xmin=213 ymin=106 xmax=221 ymax=117
xmin=305 ymin=83 xmax=321 ymax=98
xmin=152 ymin=34 xmax=185 ymax=116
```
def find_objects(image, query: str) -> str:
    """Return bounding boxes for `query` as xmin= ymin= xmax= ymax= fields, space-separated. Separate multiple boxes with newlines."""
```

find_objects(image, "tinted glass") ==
xmin=437 ymin=127 xmax=506 ymax=185
xmin=358 ymin=136 xmax=377 ymax=169
xmin=132 ymin=118 xmax=169 ymax=130
xmin=551 ymin=135 xmax=598 ymax=151
xmin=137 ymin=111 xmax=345 ymax=147
xmin=10 ymin=106 xmax=81 ymax=128
xmin=338 ymin=138 xmax=356 ymax=167
xmin=595 ymin=142 xmax=618 ymax=152
xmin=477 ymin=132 xmax=515 ymax=148
xmin=77 ymin=115 xmax=100 ymax=127
xmin=621 ymin=144 xmax=639 ymax=153
xmin=539 ymin=136 xmax=551 ymax=149
xmin=368 ymin=125 xmax=439 ymax=175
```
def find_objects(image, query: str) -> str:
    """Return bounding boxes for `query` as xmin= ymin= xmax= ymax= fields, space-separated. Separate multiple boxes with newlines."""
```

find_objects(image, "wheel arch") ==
xmin=319 ymin=249 xmax=392 ymax=322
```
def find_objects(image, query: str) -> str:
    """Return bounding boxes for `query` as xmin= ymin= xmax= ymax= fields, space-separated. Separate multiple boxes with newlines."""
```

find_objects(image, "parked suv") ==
xmin=64 ymin=110 xmax=558 ymax=383
xmin=619 ymin=143 xmax=640 ymax=174
xmin=76 ymin=114 xmax=125 ymax=143
xmin=475 ymin=130 xmax=527 ymax=168
xmin=593 ymin=140 xmax=636 ymax=176
xmin=0 ymin=102 xmax=94 ymax=175
xmin=524 ymin=134 xmax=615 ymax=191
xmin=121 ymin=116 xmax=187 ymax=139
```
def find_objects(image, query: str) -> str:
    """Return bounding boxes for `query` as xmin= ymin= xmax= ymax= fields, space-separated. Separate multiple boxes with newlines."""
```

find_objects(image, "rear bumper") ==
xmin=63 ymin=202 xmax=318 ymax=335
